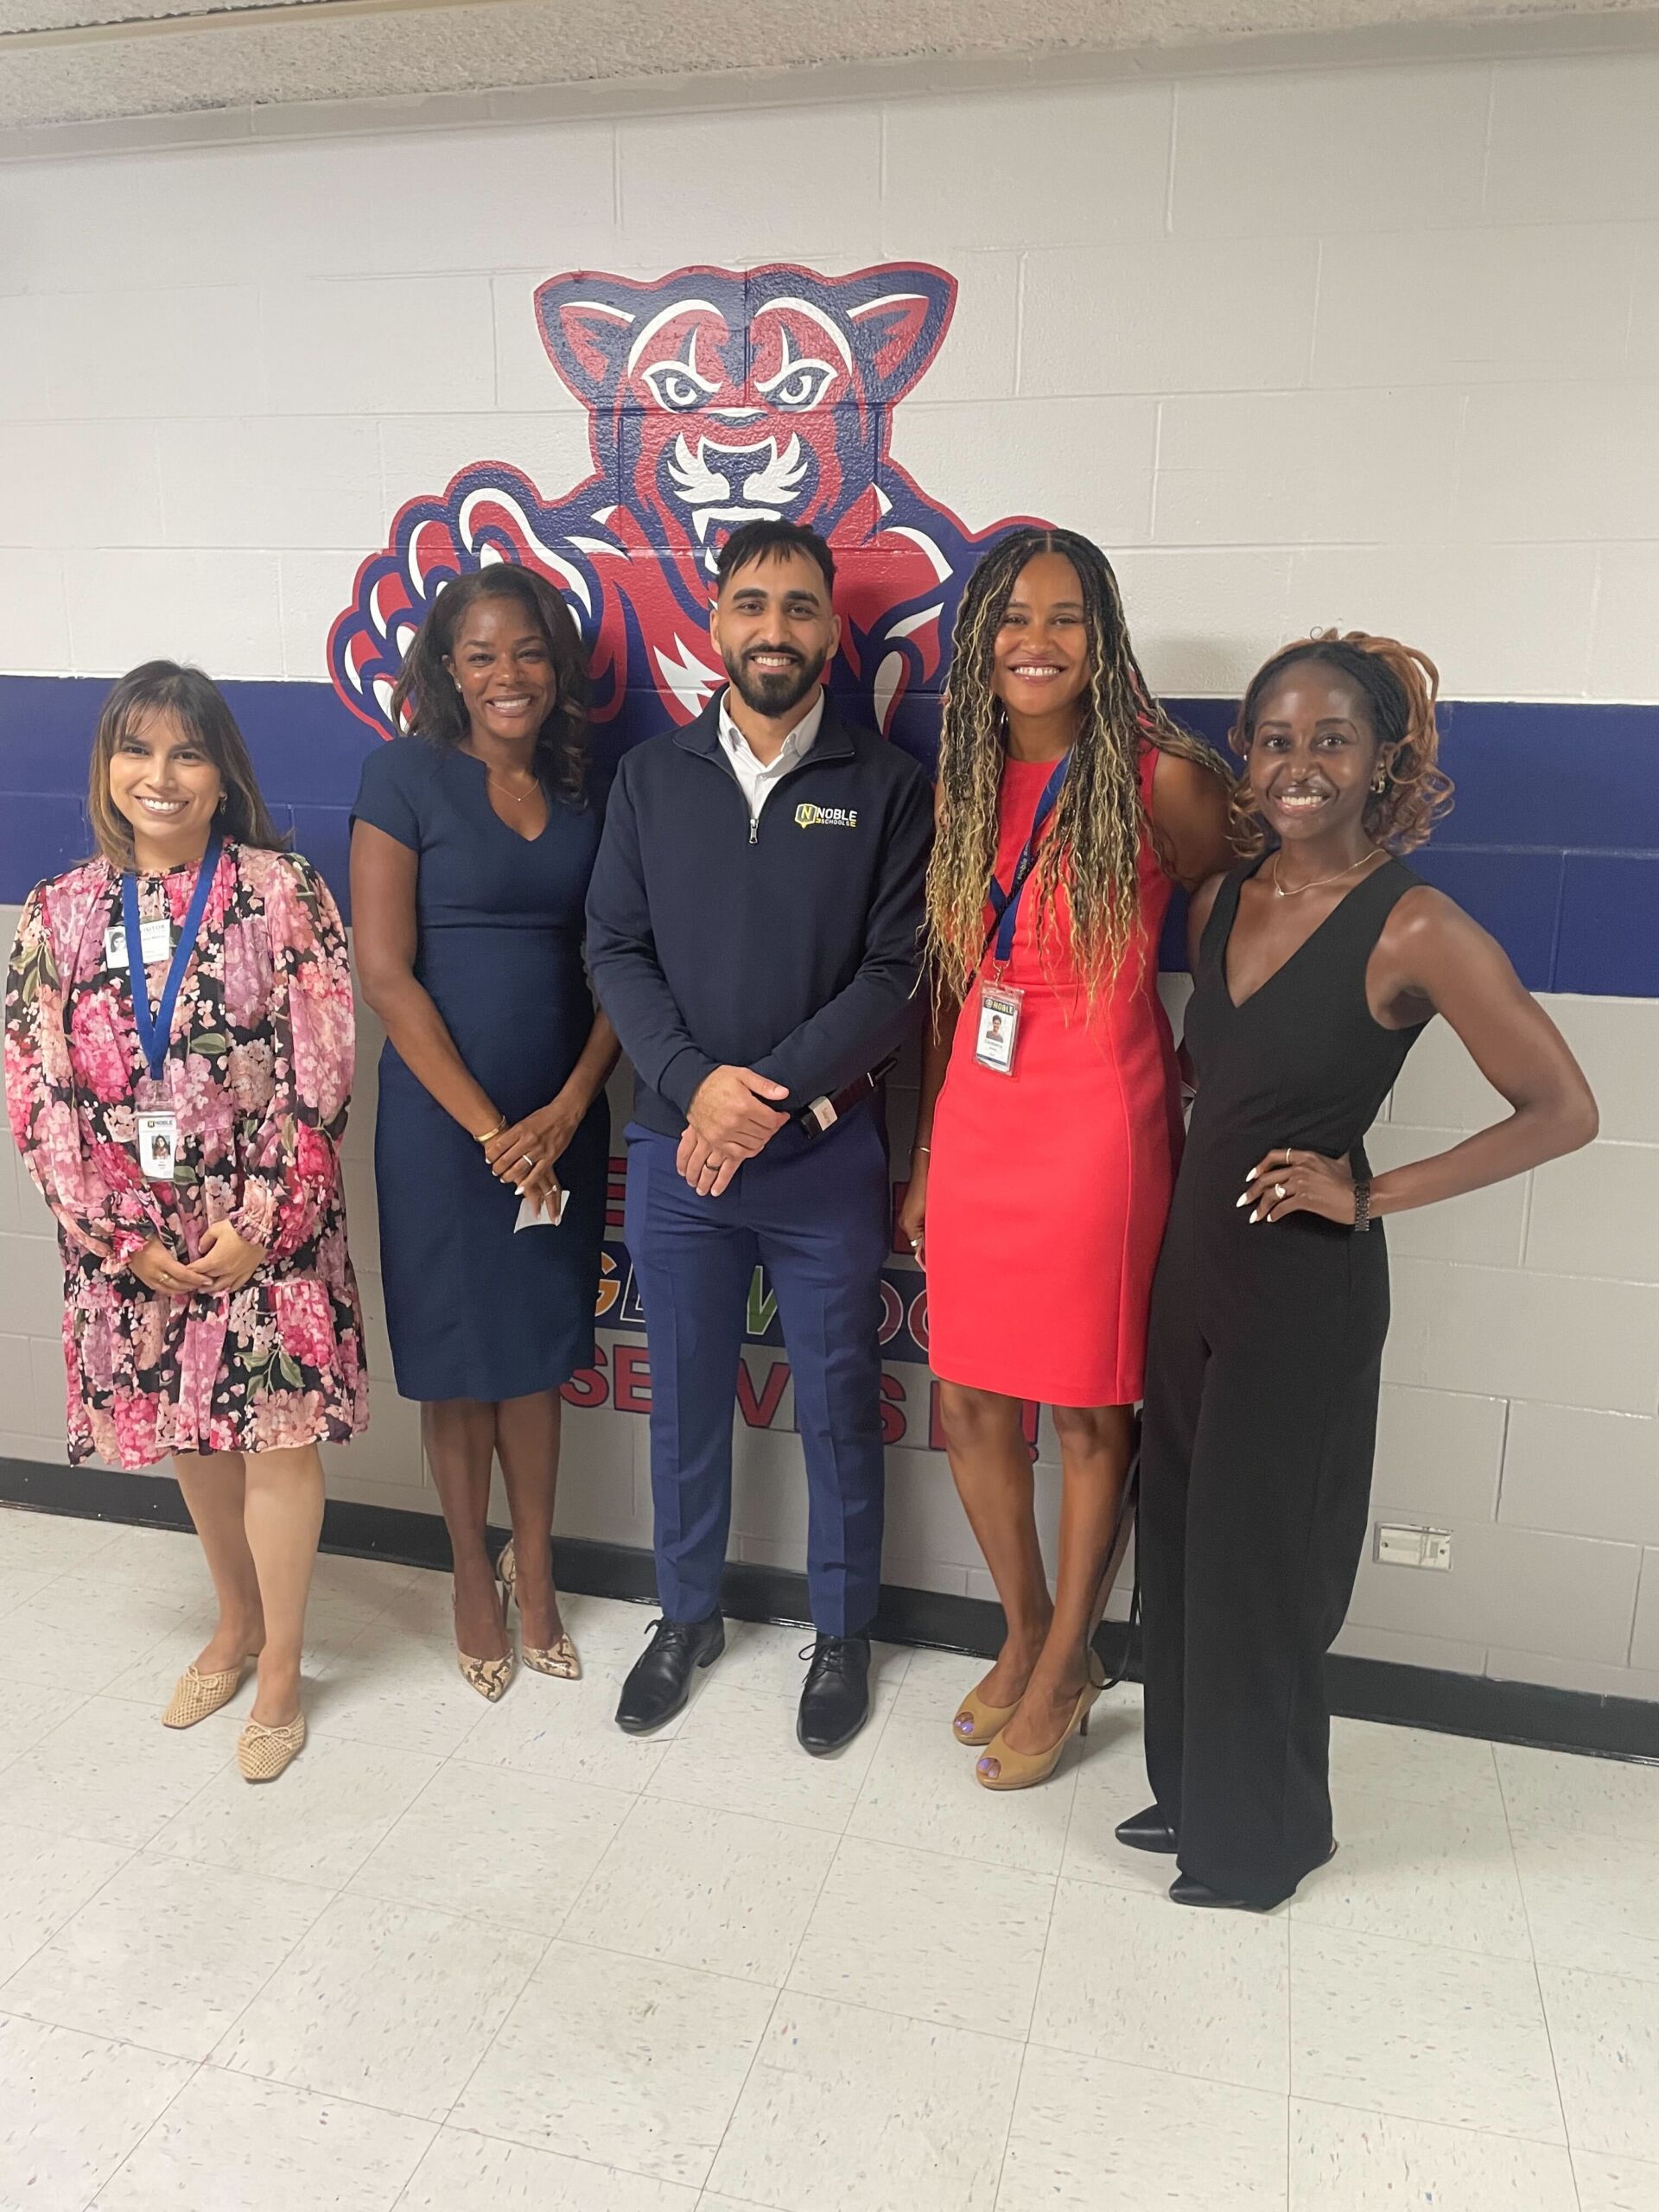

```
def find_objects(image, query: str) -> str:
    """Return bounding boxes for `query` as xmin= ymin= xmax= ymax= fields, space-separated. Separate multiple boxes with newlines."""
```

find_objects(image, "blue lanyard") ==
xmin=122 ymin=833 xmax=222 ymax=1083
xmin=983 ymin=754 xmax=1069 ymax=968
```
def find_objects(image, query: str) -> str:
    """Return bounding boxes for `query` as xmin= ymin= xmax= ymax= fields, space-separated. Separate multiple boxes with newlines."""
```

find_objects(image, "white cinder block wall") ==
xmin=1 ymin=49 xmax=1656 ymax=1698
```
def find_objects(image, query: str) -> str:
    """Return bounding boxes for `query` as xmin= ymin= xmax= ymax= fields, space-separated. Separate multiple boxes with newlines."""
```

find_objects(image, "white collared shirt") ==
xmin=717 ymin=688 xmax=824 ymax=827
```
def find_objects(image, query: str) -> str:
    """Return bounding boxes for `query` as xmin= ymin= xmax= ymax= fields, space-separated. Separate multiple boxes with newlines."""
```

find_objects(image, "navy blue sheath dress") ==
xmin=351 ymin=737 xmax=608 ymax=1402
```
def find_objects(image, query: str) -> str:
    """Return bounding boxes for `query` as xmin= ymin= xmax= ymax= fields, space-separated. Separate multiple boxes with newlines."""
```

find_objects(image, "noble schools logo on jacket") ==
xmin=795 ymin=802 xmax=858 ymax=830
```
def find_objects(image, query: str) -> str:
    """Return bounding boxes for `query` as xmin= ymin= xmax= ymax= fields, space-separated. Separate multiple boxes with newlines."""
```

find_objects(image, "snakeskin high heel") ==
xmin=499 ymin=1539 xmax=581 ymax=1681
xmin=454 ymin=1570 xmax=515 ymax=1702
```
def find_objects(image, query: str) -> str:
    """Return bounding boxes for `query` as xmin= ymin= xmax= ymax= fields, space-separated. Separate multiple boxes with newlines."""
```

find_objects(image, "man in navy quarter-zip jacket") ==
xmin=587 ymin=519 xmax=932 ymax=1755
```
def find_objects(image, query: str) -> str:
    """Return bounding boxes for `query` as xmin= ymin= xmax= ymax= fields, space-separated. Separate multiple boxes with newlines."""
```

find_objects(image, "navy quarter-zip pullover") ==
xmin=585 ymin=690 xmax=932 ymax=1137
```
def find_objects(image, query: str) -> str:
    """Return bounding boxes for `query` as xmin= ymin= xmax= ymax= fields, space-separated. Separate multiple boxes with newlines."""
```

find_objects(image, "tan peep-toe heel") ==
xmin=976 ymin=1663 xmax=1106 ymax=1792
xmin=237 ymin=1711 xmax=306 ymax=1782
xmin=951 ymin=1681 xmax=1020 ymax=1748
xmin=162 ymin=1655 xmax=257 ymax=1730
xmin=499 ymin=1538 xmax=582 ymax=1681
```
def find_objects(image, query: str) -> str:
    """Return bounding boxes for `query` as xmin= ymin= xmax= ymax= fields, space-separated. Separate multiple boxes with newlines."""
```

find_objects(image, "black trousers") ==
xmin=1138 ymin=1235 xmax=1386 ymax=1904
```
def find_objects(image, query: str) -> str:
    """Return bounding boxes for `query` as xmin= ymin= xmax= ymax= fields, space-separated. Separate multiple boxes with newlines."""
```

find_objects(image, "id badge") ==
xmin=975 ymin=982 xmax=1024 ymax=1076
xmin=105 ymin=918 xmax=174 ymax=970
xmin=137 ymin=1111 xmax=180 ymax=1183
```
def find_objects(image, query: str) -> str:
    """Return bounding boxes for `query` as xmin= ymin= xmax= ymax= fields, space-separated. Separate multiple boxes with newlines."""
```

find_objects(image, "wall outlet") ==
xmin=1374 ymin=1522 xmax=1453 ymax=1571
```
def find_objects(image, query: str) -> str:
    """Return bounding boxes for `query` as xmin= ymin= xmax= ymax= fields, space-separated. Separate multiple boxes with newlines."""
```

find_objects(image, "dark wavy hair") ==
xmin=389 ymin=566 xmax=590 ymax=802
xmin=1229 ymin=629 xmax=1454 ymax=856
xmin=715 ymin=518 xmax=836 ymax=597
xmin=88 ymin=661 xmax=287 ymax=868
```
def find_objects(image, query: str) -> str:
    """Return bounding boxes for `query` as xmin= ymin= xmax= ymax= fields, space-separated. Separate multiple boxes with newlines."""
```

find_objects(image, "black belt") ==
xmin=795 ymin=1056 xmax=896 ymax=1139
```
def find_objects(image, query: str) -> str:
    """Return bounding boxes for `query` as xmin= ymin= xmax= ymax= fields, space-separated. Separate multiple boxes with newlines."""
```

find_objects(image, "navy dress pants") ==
xmin=622 ymin=1103 xmax=889 ymax=1637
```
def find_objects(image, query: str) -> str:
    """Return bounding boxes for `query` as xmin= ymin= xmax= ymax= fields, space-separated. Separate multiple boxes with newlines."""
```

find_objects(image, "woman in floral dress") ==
xmin=5 ymin=662 xmax=367 ymax=1780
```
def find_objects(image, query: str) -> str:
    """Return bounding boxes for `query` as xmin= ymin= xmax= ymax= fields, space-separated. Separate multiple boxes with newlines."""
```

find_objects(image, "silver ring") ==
xmin=520 ymin=1154 xmax=536 ymax=1170
xmin=1274 ymin=1183 xmax=1287 ymax=1200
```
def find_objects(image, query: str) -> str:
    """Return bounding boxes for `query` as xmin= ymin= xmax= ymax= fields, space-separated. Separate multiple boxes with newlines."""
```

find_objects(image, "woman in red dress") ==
xmin=901 ymin=530 xmax=1232 ymax=1789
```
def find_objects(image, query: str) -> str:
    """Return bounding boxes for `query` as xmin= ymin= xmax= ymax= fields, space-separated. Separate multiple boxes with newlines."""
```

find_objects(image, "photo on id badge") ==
xmin=976 ymin=983 xmax=1022 ymax=1075
xmin=106 ymin=918 xmax=174 ymax=969
xmin=137 ymin=1112 xmax=179 ymax=1182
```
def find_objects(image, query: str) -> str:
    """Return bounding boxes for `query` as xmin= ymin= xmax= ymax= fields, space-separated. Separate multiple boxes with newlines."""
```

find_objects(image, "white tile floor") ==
xmin=2 ymin=1508 xmax=1658 ymax=2212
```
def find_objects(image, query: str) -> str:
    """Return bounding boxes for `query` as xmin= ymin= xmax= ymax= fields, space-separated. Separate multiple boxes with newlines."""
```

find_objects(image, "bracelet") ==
xmin=1353 ymin=1177 xmax=1373 ymax=1233
xmin=475 ymin=1116 xmax=507 ymax=1146
xmin=912 ymin=1142 xmax=931 ymax=1155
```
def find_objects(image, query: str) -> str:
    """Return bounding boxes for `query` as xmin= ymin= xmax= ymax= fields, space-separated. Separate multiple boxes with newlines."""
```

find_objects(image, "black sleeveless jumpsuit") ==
xmin=1139 ymin=855 xmax=1429 ymax=1904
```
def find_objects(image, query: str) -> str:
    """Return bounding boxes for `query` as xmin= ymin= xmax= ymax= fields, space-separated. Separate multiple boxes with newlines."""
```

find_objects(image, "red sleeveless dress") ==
xmin=923 ymin=744 xmax=1182 ymax=1408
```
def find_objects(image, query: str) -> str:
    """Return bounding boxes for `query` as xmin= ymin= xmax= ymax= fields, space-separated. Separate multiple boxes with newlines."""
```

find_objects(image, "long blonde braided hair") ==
xmin=926 ymin=528 xmax=1229 ymax=1004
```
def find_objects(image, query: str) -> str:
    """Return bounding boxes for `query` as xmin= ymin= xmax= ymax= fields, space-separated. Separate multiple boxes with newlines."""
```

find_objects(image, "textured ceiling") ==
xmin=0 ymin=0 xmax=1651 ymax=131
xmin=0 ymin=0 xmax=303 ymax=29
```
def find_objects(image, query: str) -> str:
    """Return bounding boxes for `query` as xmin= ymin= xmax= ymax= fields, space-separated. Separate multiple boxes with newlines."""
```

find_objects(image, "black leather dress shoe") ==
xmin=615 ymin=1613 xmax=724 ymax=1735
xmin=1115 ymin=1805 xmax=1179 ymax=1854
xmin=797 ymin=1632 xmax=871 ymax=1755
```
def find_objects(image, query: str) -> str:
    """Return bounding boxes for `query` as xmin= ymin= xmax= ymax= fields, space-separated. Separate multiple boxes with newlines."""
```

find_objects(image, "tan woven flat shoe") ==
xmin=499 ymin=1540 xmax=581 ymax=1681
xmin=162 ymin=1657 xmax=253 ymax=1730
xmin=237 ymin=1711 xmax=306 ymax=1782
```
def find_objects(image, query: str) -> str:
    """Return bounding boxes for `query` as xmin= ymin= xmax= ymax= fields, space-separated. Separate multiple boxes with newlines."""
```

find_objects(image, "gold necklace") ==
xmin=1272 ymin=847 xmax=1383 ymax=899
xmin=486 ymin=769 xmax=538 ymax=806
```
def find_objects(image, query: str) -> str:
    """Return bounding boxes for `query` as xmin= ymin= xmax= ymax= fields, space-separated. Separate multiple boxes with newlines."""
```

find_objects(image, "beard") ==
xmin=723 ymin=642 xmax=829 ymax=721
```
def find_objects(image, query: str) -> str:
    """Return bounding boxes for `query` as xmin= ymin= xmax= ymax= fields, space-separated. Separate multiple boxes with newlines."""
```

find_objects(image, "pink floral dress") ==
xmin=4 ymin=842 xmax=369 ymax=1470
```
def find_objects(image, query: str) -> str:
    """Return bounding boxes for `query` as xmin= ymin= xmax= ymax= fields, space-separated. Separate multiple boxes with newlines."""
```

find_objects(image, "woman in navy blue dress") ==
xmin=351 ymin=568 xmax=616 ymax=1700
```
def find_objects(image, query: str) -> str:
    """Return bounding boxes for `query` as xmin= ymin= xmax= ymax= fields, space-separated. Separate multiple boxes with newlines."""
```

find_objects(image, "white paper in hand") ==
xmin=514 ymin=1186 xmax=569 ymax=1232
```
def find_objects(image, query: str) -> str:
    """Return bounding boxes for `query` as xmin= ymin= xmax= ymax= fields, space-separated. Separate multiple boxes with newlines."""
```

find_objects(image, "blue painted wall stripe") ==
xmin=2 ymin=674 xmax=1655 ymax=997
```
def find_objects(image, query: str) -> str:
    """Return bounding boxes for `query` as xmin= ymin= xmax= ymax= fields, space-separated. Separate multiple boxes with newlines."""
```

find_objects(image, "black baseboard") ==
xmin=4 ymin=1455 xmax=1656 ymax=1764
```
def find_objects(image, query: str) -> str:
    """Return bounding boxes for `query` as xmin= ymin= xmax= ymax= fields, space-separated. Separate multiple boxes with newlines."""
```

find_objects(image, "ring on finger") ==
xmin=1274 ymin=1183 xmax=1287 ymax=1200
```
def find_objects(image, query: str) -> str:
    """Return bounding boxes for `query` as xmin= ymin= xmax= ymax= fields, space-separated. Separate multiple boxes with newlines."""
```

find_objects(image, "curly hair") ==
xmin=1228 ymin=630 xmax=1454 ymax=856
xmin=389 ymin=565 xmax=590 ymax=804
xmin=925 ymin=527 xmax=1230 ymax=1002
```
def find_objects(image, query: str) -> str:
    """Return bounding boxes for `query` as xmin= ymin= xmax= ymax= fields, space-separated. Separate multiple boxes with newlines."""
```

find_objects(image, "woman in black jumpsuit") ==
xmin=1124 ymin=631 xmax=1598 ymax=1910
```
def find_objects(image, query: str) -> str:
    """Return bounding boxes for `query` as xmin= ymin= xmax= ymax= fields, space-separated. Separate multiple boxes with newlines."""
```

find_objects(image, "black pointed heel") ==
xmin=1115 ymin=1805 xmax=1178 ymax=1854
